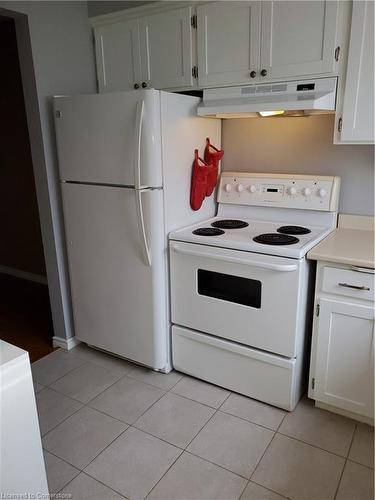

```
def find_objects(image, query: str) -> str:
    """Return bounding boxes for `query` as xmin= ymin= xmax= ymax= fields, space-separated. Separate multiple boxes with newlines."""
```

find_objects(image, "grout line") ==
xmin=249 ymin=478 xmax=294 ymax=500
xmin=249 ymin=430 xmax=277 ymax=482
xmin=184 ymin=449 xmax=250 ymax=480
xmin=218 ymin=407 xmax=284 ymax=433
xmin=57 ymin=470 xmax=129 ymax=499
xmin=40 ymin=404 xmax=85 ymax=440
xmin=333 ymin=423 xmax=358 ymax=500
xmin=275 ymin=430 xmax=355 ymax=460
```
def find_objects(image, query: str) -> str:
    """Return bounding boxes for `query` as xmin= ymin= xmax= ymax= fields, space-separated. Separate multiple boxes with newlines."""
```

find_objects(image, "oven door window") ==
xmin=197 ymin=269 xmax=261 ymax=308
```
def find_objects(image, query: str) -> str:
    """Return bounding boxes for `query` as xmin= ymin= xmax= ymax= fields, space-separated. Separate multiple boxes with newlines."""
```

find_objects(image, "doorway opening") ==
xmin=0 ymin=16 xmax=54 ymax=362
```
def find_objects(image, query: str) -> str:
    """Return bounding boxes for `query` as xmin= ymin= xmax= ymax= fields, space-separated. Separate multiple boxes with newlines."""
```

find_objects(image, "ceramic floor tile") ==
xmin=50 ymin=362 xmax=123 ymax=403
xmin=278 ymin=396 xmax=356 ymax=456
xmin=31 ymin=349 xmax=85 ymax=386
xmin=42 ymin=407 xmax=127 ymax=469
xmin=252 ymin=433 xmax=345 ymax=500
xmin=336 ymin=460 xmax=374 ymax=500
xmin=148 ymin=452 xmax=247 ymax=500
xmin=43 ymin=451 xmax=80 ymax=494
xmin=34 ymin=381 xmax=45 ymax=393
xmin=36 ymin=387 xmax=82 ymax=435
xmin=127 ymin=365 xmax=182 ymax=390
xmin=171 ymin=375 xmax=230 ymax=409
xmin=69 ymin=343 xmax=134 ymax=374
xmin=60 ymin=472 xmax=124 ymax=499
xmin=187 ymin=411 xmax=273 ymax=478
xmin=349 ymin=424 xmax=374 ymax=468
xmin=89 ymin=376 xmax=165 ymax=424
xmin=221 ymin=393 xmax=286 ymax=431
xmin=134 ymin=392 xmax=214 ymax=448
xmin=240 ymin=482 xmax=288 ymax=500
xmin=85 ymin=427 xmax=181 ymax=499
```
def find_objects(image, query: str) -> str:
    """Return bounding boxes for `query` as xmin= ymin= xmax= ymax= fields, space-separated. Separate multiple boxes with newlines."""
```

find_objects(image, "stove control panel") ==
xmin=218 ymin=173 xmax=340 ymax=211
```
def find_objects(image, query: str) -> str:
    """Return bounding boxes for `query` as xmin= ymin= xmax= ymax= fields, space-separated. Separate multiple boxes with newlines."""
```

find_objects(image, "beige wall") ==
xmin=222 ymin=115 xmax=374 ymax=216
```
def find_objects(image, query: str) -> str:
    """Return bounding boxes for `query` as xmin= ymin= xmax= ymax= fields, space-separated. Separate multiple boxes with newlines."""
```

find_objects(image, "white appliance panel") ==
xmin=172 ymin=326 xmax=298 ymax=411
xmin=61 ymin=183 xmax=167 ymax=369
xmin=170 ymin=241 xmax=303 ymax=358
xmin=54 ymin=90 xmax=162 ymax=188
xmin=160 ymin=91 xmax=221 ymax=234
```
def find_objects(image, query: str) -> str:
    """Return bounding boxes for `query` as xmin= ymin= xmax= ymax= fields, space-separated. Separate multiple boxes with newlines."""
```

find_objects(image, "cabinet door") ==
xmin=197 ymin=1 xmax=261 ymax=87
xmin=140 ymin=7 xmax=193 ymax=89
xmin=260 ymin=1 xmax=339 ymax=79
xmin=94 ymin=20 xmax=141 ymax=92
xmin=340 ymin=1 xmax=374 ymax=143
xmin=314 ymin=298 xmax=374 ymax=418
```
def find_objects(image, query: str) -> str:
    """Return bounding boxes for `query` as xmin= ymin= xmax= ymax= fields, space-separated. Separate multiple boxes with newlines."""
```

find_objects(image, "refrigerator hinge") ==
xmin=192 ymin=66 xmax=198 ymax=79
xmin=316 ymin=303 xmax=320 ymax=317
xmin=191 ymin=14 xmax=197 ymax=29
xmin=334 ymin=46 xmax=340 ymax=62
xmin=311 ymin=377 xmax=315 ymax=390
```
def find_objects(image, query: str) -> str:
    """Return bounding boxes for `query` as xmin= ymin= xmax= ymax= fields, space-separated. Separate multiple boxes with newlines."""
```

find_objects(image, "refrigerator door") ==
xmin=61 ymin=182 xmax=167 ymax=369
xmin=54 ymin=90 xmax=162 ymax=188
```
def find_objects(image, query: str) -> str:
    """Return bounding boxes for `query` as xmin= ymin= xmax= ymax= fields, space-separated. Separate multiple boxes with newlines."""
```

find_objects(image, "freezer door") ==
xmin=54 ymin=90 xmax=162 ymax=188
xmin=61 ymin=182 xmax=167 ymax=369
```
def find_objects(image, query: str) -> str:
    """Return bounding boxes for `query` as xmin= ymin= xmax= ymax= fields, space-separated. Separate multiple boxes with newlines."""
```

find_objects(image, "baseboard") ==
xmin=0 ymin=265 xmax=47 ymax=285
xmin=53 ymin=336 xmax=80 ymax=351
xmin=316 ymin=401 xmax=374 ymax=426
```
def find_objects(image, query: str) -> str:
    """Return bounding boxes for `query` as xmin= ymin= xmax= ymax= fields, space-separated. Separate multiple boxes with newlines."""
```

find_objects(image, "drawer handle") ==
xmin=338 ymin=282 xmax=370 ymax=291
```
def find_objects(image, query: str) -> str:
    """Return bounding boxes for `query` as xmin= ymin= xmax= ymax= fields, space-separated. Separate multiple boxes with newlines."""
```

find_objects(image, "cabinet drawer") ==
xmin=322 ymin=267 xmax=374 ymax=301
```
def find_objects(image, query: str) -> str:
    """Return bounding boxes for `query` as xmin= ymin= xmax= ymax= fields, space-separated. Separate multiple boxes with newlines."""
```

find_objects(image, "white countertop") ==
xmin=308 ymin=227 xmax=375 ymax=269
xmin=0 ymin=340 xmax=28 ymax=370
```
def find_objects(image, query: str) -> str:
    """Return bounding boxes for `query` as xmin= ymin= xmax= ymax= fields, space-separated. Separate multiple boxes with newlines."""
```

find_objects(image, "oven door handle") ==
xmin=170 ymin=243 xmax=298 ymax=272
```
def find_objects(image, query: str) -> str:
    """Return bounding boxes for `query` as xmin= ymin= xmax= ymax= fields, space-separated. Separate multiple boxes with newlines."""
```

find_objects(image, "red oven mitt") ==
xmin=204 ymin=138 xmax=224 ymax=197
xmin=190 ymin=149 xmax=212 ymax=211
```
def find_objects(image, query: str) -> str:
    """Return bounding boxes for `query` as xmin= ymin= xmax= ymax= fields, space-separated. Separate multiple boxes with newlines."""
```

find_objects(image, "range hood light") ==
xmin=258 ymin=110 xmax=285 ymax=117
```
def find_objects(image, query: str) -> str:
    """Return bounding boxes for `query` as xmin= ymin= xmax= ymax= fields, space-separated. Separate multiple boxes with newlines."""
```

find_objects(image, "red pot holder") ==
xmin=204 ymin=138 xmax=224 ymax=197
xmin=190 ymin=149 xmax=212 ymax=211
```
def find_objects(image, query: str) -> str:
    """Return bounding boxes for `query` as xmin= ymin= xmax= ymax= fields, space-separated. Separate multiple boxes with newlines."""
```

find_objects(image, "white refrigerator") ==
xmin=53 ymin=90 xmax=220 ymax=372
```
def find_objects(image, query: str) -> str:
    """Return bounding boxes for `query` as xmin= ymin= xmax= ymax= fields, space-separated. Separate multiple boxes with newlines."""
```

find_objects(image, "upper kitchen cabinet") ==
xmin=94 ymin=20 xmax=142 ymax=92
xmin=337 ymin=1 xmax=374 ymax=144
xmin=260 ymin=1 xmax=339 ymax=80
xmin=139 ymin=6 xmax=194 ymax=89
xmin=196 ymin=0 xmax=340 ymax=87
xmin=196 ymin=1 xmax=261 ymax=87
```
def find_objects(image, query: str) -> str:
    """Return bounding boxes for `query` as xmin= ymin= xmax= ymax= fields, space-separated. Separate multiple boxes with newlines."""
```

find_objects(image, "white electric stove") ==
xmin=169 ymin=172 xmax=341 ymax=411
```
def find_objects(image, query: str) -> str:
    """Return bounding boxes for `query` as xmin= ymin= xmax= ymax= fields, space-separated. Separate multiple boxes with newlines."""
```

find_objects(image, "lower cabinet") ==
xmin=309 ymin=264 xmax=375 ymax=421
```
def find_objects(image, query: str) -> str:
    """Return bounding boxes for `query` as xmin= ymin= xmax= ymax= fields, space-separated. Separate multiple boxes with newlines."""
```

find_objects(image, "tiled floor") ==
xmin=32 ymin=345 xmax=374 ymax=500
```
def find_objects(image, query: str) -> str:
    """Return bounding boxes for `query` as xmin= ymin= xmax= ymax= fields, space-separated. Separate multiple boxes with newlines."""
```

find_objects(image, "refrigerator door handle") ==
xmin=135 ymin=189 xmax=151 ymax=267
xmin=134 ymin=99 xmax=144 ymax=189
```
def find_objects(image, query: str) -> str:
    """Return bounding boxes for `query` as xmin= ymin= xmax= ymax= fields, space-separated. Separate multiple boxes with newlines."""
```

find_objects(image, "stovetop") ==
xmin=169 ymin=216 xmax=333 ymax=259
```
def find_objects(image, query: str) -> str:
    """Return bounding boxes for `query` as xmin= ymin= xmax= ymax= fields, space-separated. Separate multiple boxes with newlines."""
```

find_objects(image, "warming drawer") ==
xmin=172 ymin=325 xmax=299 ymax=411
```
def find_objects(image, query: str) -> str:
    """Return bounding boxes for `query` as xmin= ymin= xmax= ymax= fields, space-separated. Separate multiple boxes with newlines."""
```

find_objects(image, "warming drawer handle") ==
xmin=170 ymin=243 xmax=298 ymax=272
xmin=338 ymin=282 xmax=370 ymax=291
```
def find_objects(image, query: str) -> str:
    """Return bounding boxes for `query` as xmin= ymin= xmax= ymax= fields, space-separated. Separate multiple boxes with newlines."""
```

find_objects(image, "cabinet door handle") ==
xmin=250 ymin=70 xmax=257 ymax=78
xmin=338 ymin=282 xmax=370 ymax=291
xmin=134 ymin=83 xmax=140 ymax=89
xmin=260 ymin=69 xmax=268 ymax=77
xmin=141 ymin=82 xmax=147 ymax=88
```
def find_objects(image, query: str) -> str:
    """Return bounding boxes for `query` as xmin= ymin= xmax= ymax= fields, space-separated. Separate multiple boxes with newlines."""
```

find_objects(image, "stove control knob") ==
xmin=317 ymin=188 xmax=327 ymax=197
xmin=224 ymin=183 xmax=232 ymax=192
xmin=288 ymin=186 xmax=297 ymax=196
xmin=249 ymin=184 xmax=257 ymax=193
xmin=302 ymin=187 xmax=311 ymax=197
xmin=237 ymin=184 xmax=244 ymax=192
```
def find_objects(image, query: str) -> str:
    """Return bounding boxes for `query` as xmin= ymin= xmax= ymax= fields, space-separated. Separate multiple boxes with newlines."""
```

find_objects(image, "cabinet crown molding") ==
xmin=90 ymin=1 xmax=198 ymax=27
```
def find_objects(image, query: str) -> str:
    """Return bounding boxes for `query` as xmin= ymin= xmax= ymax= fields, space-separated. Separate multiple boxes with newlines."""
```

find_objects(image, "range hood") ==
xmin=197 ymin=77 xmax=337 ymax=118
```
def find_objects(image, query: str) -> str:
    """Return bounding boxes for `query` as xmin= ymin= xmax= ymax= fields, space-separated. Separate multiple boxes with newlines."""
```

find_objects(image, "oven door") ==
xmin=170 ymin=241 xmax=303 ymax=358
